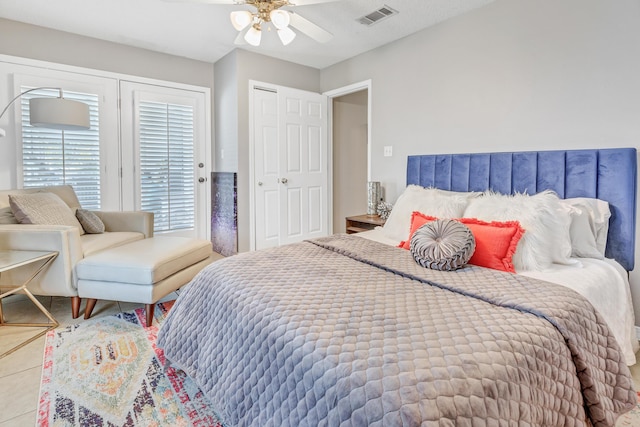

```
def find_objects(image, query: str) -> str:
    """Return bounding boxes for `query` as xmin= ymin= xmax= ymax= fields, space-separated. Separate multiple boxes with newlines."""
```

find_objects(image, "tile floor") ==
xmin=1 ymin=293 xmax=640 ymax=427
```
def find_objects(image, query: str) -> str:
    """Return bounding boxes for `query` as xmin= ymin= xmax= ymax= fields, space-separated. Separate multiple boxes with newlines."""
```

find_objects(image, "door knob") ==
xmin=280 ymin=178 xmax=288 ymax=184
xmin=198 ymin=177 xmax=205 ymax=183
xmin=258 ymin=181 xmax=263 ymax=186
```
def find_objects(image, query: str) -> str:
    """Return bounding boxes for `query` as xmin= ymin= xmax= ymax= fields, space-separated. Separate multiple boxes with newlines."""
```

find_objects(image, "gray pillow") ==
xmin=76 ymin=208 xmax=105 ymax=234
xmin=410 ymin=219 xmax=475 ymax=271
xmin=9 ymin=192 xmax=85 ymax=235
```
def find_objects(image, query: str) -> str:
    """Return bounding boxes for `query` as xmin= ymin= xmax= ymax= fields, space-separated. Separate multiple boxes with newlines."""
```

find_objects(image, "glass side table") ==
xmin=0 ymin=250 xmax=59 ymax=359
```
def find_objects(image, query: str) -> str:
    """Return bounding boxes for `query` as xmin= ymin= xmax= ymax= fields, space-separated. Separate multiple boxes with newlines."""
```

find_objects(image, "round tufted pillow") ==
xmin=410 ymin=219 xmax=476 ymax=271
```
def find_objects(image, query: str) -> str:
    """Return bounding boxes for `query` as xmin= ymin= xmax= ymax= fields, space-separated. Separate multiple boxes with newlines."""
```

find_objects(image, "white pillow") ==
xmin=433 ymin=188 xmax=483 ymax=199
xmin=559 ymin=198 xmax=611 ymax=256
xmin=559 ymin=203 xmax=603 ymax=259
xmin=382 ymin=186 xmax=472 ymax=242
xmin=463 ymin=190 xmax=573 ymax=271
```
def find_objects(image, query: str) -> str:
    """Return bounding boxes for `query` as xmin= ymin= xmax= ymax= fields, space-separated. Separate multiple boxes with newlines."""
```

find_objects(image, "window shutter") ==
xmin=138 ymin=101 xmax=195 ymax=232
xmin=20 ymin=87 xmax=101 ymax=209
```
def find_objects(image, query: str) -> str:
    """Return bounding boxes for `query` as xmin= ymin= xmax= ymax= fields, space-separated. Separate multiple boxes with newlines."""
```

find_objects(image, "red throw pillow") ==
xmin=399 ymin=212 xmax=524 ymax=273
xmin=398 ymin=211 xmax=437 ymax=250
xmin=458 ymin=218 xmax=524 ymax=273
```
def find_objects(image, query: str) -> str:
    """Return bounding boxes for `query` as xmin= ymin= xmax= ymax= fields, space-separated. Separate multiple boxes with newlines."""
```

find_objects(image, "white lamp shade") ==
xmin=270 ymin=10 xmax=290 ymax=30
xmin=244 ymin=25 xmax=262 ymax=46
xmin=277 ymin=26 xmax=296 ymax=45
xmin=230 ymin=10 xmax=253 ymax=31
xmin=29 ymin=97 xmax=90 ymax=131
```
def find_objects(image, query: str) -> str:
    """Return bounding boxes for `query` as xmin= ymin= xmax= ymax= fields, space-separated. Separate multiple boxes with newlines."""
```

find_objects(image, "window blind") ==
xmin=20 ymin=87 xmax=101 ymax=209
xmin=139 ymin=101 xmax=195 ymax=232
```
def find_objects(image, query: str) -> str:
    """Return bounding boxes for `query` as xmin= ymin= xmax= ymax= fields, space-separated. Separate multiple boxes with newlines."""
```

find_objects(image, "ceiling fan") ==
xmin=173 ymin=0 xmax=339 ymax=47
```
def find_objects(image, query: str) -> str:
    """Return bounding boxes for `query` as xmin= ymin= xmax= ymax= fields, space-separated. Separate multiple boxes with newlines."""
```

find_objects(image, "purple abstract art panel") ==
xmin=211 ymin=172 xmax=237 ymax=256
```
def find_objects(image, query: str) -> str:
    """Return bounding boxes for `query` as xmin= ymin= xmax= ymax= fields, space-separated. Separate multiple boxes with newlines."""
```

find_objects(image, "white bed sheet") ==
xmin=357 ymin=228 xmax=639 ymax=366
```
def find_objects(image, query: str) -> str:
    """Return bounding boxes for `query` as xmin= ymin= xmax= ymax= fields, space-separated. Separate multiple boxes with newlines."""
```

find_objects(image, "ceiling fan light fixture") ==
xmin=277 ymin=26 xmax=296 ymax=45
xmin=230 ymin=10 xmax=253 ymax=31
xmin=244 ymin=24 xmax=262 ymax=46
xmin=224 ymin=0 xmax=333 ymax=47
xmin=270 ymin=9 xmax=290 ymax=30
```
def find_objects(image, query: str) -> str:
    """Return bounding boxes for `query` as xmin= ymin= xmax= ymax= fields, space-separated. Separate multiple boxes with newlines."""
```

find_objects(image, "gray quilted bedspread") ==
xmin=157 ymin=234 xmax=636 ymax=426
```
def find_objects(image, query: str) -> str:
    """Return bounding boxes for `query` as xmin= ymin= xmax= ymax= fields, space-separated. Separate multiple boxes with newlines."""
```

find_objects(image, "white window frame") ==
xmin=12 ymin=73 xmax=120 ymax=209
xmin=0 ymin=60 xmax=120 ymax=208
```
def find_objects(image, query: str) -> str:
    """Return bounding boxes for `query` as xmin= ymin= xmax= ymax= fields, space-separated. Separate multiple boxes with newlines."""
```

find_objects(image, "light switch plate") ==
xmin=383 ymin=146 xmax=392 ymax=157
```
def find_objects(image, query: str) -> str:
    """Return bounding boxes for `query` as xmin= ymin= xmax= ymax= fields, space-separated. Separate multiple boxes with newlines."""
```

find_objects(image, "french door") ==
xmin=251 ymin=83 xmax=329 ymax=250
xmin=120 ymin=82 xmax=210 ymax=239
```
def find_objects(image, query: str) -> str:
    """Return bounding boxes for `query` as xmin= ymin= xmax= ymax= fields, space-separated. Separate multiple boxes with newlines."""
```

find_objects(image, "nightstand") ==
xmin=345 ymin=214 xmax=386 ymax=234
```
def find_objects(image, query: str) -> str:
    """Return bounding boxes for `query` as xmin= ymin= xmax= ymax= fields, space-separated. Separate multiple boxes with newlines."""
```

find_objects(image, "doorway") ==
xmin=326 ymin=82 xmax=371 ymax=233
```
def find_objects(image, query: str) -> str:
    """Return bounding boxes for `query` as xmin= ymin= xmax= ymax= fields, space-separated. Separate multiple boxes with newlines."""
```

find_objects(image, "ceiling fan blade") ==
xmin=288 ymin=12 xmax=333 ymax=43
xmin=234 ymin=30 xmax=248 ymax=45
xmin=287 ymin=0 xmax=341 ymax=5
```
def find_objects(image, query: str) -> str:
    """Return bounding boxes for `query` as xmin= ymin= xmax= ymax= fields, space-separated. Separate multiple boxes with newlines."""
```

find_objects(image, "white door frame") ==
xmin=324 ymin=79 xmax=372 ymax=183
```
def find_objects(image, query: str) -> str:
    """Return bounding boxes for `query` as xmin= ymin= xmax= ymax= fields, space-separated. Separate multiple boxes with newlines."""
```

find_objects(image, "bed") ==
xmin=157 ymin=148 xmax=638 ymax=426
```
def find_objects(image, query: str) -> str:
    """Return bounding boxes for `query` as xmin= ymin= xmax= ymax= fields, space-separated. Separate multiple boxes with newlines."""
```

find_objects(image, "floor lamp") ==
xmin=0 ymin=87 xmax=91 ymax=137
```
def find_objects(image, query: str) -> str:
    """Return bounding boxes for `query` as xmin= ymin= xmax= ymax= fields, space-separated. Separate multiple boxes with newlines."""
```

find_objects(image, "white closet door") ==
xmin=252 ymin=83 xmax=328 ymax=250
xmin=278 ymin=86 xmax=327 ymax=245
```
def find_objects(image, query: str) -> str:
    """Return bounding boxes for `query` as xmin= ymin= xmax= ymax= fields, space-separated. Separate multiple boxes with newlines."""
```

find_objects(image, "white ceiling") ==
xmin=0 ymin=0 xmax=495 ymax=69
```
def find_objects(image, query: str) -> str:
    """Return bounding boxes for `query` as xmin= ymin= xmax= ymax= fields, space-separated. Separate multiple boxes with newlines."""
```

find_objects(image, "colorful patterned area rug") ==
xmin=37 ymin=301 xmax=224 ymax=427
xmin=617 ymin=391 xmax=640 ymax=426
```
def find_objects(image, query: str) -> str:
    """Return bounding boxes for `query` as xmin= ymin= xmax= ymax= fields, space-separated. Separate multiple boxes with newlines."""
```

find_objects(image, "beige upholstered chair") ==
xmin=0 ymin=185 xmax=153 ymax=318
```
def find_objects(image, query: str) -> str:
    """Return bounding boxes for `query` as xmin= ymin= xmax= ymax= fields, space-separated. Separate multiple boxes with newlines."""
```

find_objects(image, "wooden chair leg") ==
xmin=71 ymin=296 xmax=81 ymax=319
xmin=84 ymin=298 xmax=98 ymax=319
xmin=145 ymin=303 xmax=155 ymax=327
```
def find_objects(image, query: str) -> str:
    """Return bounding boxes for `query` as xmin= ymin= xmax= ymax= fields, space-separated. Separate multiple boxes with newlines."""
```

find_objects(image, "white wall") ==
xmin=0 ymin=19 xmax=214 ymax=88
xmin=214 ymin=51 xmax=238 ymax=172
xmin=320 ymin=0 xmax=640 ymax=324
xmin=321 ymin=0 xmax=640 ymax=200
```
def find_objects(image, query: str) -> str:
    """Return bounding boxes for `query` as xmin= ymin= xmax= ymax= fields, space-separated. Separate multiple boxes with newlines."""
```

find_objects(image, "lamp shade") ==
xmin=270 ymin=10 xmax=290 ymax=30
xmin=244 ymin=25 xmax=262 ymax=46
xmin=29 ymin=97 xmax=90 ymax=131
xmin=230 ymin=10 xmax=253 ymax=31
xmin=277 ymin=26 xmax=296 ymax=45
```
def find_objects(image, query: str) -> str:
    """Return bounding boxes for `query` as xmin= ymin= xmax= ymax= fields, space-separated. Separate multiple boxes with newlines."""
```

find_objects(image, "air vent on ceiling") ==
xmin=357 ymin=5 xmax=398 ymax=26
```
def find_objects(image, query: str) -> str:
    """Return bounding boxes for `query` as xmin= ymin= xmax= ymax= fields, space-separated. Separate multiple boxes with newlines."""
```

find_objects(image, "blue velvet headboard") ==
xmin=406 ymin=148 xmax=637 ymax=271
